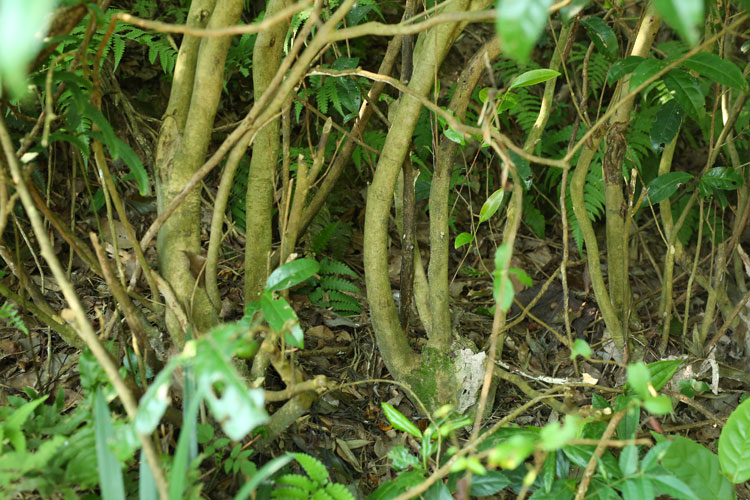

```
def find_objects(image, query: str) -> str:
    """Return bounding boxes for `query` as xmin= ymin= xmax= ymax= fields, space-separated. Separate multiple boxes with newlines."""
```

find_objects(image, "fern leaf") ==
xmin=271 ymin=486 xmax=310 ymax=499
xmin=311 ymin=490 xmax=334 ymax=500
xmin=329 ymin=300 xmax=361 ymax=314
xmin=276 ymin=474 xmax=316 ymax=493
xmin=1 ymin=302 xmax=28 ymax=335
xmin=112 ymin=36 xmax=125 ymax=72
xmin=291 ymin=453 xmax=329 ymax=485
xmin=313 ymin=223 xmax=339 ymax=255
xmin=324 ymin=483 xmax=355 ymax=500
xmin=320 ymin=276 xmax=359 ymax=294
xmin=319 ymin=258 xmax=357 ymax=278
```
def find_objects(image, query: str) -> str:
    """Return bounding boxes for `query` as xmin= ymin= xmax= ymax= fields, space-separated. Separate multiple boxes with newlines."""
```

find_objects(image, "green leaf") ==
xmin=581 ymin=16 xmax=619 ymax=60
xmin=509 ymin=69 xmax=561 ymax=90
xmin=265 ymin=258 xmax=320 ymax=293
xmin=647 ymin=359 xmax=683 ymax=391
xmin=540 ymin=416 xmax=581 ymax=451
xmin=454 ymin=232 xmax=474 ymax=249
xmin=570 ymin=339 xmax=592 ymax=359
xmin=508 ymin=268 xmax=532 ymax=287
xmin=234 ymin=455 xmax=293 ymax=500
xmin=718 ymin=396 xmax=750 ymax=483
xmin=683 ymin=52 xmax=746 ymax=90
xmin=495 ymin=0 xmax=552 ymax=63
xmin=489 ymin=434 xmax=536 ymax=469
xmin=470 ymin=470 xmax=510 ymax=496
xmin=479 ymin=189 xmax=505 ymax=223
xmin=381 ymin=403 xmax=422 ymax=439
xmin=508 ymin=150 xmax=532 ymax=190
xmin=111 ymin=138 xmax=149 ymax=196
xmin=0 ymin=0 xmax=56 ymax=97
xmin=663 ymin=69 xmax=705 ymax=119
xmin=94 ymin=388 xmax=126 ymax=500
xmin=643 ymin=395 xmax=672 ymax=415
xmin=607 ymin=56 xmax=645 ymax=85
xmin=630 ymin=59 xmax=667 ymax=92
xmin=645 ymin=172 xmax=694 ymax=203
xmin=661 ymin=436 xmax=734 ymax=500
xmin=291 ymin=452 xmax=329 ymax=485
xmin=646 ymin=471 xmax=700 ymax=500
xmin=260 ymin=293 xmax=304 ymax=348
xmin=388 ymin=446 xmax=421 ymax=471
xmin=135 ymin=358 xmax=182 ymax=435
xmin=619 ymin=444 xmax=639 ymax=476
xmin=653 ymin=0 xmax=703 ymax=46
xmin=650 ymin=99 xmax=683 ymax=151
xmin=700 ymin=167 xmax=743 ymax=193
xmin=443 ymin=127 xmax=465 ymax=145
xmin=627 ymin=362 xmax=651 ymax=399
xmin=621 ymin=476 xmax=654 ymax=500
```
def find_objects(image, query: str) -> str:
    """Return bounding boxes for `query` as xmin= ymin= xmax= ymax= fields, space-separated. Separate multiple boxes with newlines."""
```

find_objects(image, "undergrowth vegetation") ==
xmin=0 ymin=0 xmax=749 ymax=499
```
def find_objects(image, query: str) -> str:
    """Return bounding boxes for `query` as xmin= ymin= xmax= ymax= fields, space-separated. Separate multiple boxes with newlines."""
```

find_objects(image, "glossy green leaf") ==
xmin=479 ymin=189 xmax=505 ymax=223
xmin=630 ymin=59 xmax=667 ymax=92
xmin=381 ymin=403 xmax=422 ymax=439
xmin=443 ymin=127 xmax=465 ymax=145
xmin=645 ymin=172 xmax=694 ymax=203
xmin=653 ymin=0 xmax=703 ymax=46
xmin=663 ymin=69 xmax=705 ymax=119
xmin=661 ymin=436 xmax=734 ymax=500
xmin=508 ymin=150 xmax=532 ymax=190
xmin=424 ymin=481 xmax=452 ymax=500
xmin=718 ymin=396 xmax=750 ymax=482
xmin=650 ymin=99 xmax=683 ymax=151
xmin=260 ymin=293 xmax=304 ymax=348
xmin=265 ymin=258 xmax=320 ymax=293
xmin=470 ymin=471 xmax=510 ymax=496
xmin=700 ymin=167 xmax=743 ymax=193
xmin=94 ymin=388 xmax=126 ymax=500
xmin=647 ymin=359 xmax=683 ymax=391
xmin=570 ymin=339 xmax=592 ymax=359
xmin=509 ymin=69 xmax=561 ymax=90
xmin=683 ymin=52 xmax=746 ymax=90
xmin=607 ymin=56 xmax=645 ymax=85
xmin=627 ymin=362 xmax=650 ymax=399
xmin=581 ymin=16 xmax=619 ymax=59
xmin=454 ymin=232 xmax=474 ymax=249
xmin=495 ymin=0 xmax=552 ymax=63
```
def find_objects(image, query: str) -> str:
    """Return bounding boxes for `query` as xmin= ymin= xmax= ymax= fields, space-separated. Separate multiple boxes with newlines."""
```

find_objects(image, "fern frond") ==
xmin=320 ymin=276 xmax=359 ymax=294
xmin=0 ymin=302 xmax=28 ymax=335
xmin=313 ymin=222 xmax=339 ymax=255
xmin=324 ymin=483 xmax=355 ymax=500
xmin=276 ymin=474 xmax=316 ymax=493
xmin=271 ymin=485 xmax=309 ymax=499
xmin=290 ymin=453 xmax=329 ymax=485
xmin=319 ymin=258 xmax=357 ymax=278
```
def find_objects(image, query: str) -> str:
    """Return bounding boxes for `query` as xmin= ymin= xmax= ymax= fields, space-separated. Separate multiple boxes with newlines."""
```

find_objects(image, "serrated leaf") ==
xmin=581 ymin=16 xmax=618 ymax=60
xmin=325 ymin=483 xmax=356 ymax=500
xmin=650 ymin=99 xmax=683 ymax=151
xmin=495 ymin=0 xmax=552 ymax=63
xmin=645 ymin=172 xmax=694 ymax=203
xmin=718 ymin=396 xmax=750 ymax=482
xmin=508 ymin=267 xmax=532 ymax=287
xmin=320 ymin=275 xmax=359 ymax=294
xmin=653 ymin=0 xmax=703 ymax=46
xmin=509 ymin=69 xmax=561 ymax=90
xmin=683 ymin=52 xmax=746 ymax=90
xmin=381 ymin=403 xmax=422 ymax=439
xmin=470 ymin=470 xmax=510 ymax=496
